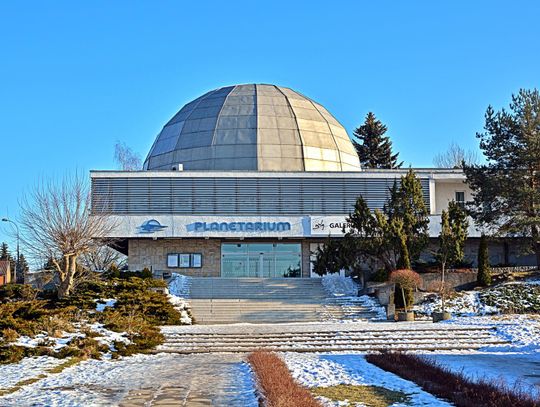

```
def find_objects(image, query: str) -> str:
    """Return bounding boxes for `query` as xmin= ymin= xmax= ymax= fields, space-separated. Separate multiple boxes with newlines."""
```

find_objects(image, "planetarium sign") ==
xmin=190 ymin=221 xmax=291 ymax=233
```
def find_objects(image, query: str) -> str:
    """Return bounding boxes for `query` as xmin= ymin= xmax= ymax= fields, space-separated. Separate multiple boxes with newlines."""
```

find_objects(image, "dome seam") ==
xmin=273 ymin=85 xmax=305 ymax=171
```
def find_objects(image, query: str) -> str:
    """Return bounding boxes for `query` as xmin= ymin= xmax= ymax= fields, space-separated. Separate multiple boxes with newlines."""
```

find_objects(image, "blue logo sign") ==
xmin=138 ymin=219 xmax=168 ymax=234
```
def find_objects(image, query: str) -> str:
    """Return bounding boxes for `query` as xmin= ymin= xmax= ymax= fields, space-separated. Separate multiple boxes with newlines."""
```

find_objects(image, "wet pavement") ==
xmin=0 ymin=353 xmax=258 ymax=407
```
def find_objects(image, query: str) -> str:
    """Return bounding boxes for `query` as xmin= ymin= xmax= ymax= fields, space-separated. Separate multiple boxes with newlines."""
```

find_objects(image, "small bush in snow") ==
xmin=389 ymin=269 xmax=421 ymax=311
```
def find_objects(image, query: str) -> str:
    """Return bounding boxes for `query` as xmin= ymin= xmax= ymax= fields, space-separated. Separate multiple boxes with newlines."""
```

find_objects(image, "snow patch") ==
xmin=283 ymin=353 xmax=452 ymax=406
xmin=88 ymin=323 xmax=130 ymax=351
xmin=168 ymin=273 xmax=191 ymax=298
xmin=95 ymin=298 xmax=116 ymax=312
xmin=0 ymin=356 xmax=65 ymax=390
xmin=444 ymin=315 xmax=540 ymax=353
xmin=168 ymin=273 xmax=192 ymax=325
xmin=417 ymin=291 xmax=499 ymax=316
xmin=13 ymin=331 xmax=85 ymax=351
xmin=322 ymin=274 xmax=358 ymax=297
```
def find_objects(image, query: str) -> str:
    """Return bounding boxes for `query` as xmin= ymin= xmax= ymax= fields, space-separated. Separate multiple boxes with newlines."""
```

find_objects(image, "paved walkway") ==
xmin=118 ymin=354 xmax=257 ymax=406
xmin=0 ymin=353 xmax=258 ymax=407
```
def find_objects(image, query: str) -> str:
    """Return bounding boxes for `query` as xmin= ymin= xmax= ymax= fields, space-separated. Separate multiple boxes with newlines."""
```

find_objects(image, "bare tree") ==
xmin=114 ymin=141 xmax=142 ymax=171
xmin=433 ymin=142 xmax=479 ymax=168
xmin=19 ymin=174 xmax=117 ymax=298
xmin=80 ymin=246 xmax=126 ymax=272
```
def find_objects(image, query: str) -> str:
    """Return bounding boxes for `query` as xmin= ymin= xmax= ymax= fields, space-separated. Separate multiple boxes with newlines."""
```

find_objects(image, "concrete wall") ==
xmin=128 ymin=238 xmax=221 ymax=277
xmin=433 ymin=180 xmax=472 ymax=215
xmin=420 ymin=239 xmax=536 ymax=267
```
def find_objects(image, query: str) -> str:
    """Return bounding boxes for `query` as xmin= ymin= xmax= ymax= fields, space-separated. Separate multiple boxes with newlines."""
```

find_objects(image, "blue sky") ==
xmin=0 ymin=1 xmax=539 ymax=248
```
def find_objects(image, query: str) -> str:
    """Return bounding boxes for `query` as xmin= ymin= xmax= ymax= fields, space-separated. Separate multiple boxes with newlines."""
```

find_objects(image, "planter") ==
xmin=432 ymin=311 xmax=452 ymax=322
xmin=397 ymin=311 xmax=415 ymax=322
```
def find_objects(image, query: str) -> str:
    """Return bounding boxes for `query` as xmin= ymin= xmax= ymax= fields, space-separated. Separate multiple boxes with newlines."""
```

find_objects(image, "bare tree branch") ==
xmin=433 ymin=142 xmax=479 ymax=168
xmin=114 ymin=141 xmax=142 ymax=171
xmin=19 ymin=173 xmax=117 ymax=297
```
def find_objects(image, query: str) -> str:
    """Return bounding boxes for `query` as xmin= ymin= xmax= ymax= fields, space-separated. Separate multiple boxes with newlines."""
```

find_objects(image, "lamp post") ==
xmin=1 ymin=218 xmax=19 ymax=283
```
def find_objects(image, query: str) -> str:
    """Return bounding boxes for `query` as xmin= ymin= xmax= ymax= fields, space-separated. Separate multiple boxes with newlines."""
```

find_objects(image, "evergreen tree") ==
xmin=352 ymin=112 xmax=403 ymax=169
xmin=0 ymin=242 xmax=8 ymax=260
xmin=385 ymin=169 xmax=430 ymax=263
xmin=17 ymin=253 xmax=29 ymax=278
xmin=312 ymin=237 xmax=348 ymax=276
xmin=437 ymin=201 xmax=469 ymax=311
xmin=477 ymin=234 xmax=492 ymax=286
xmin=344 ymin=169 xmax=429 ymax=271
xmin=396 ymin=233 xmax=411 ymax=269
xmin=0 ymin=242 xmax=16 ymax=277
xmin=464 ymin=89 xmax=540 ymax=266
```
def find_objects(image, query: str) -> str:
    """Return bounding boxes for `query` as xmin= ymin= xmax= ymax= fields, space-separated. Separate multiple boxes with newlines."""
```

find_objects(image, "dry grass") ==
xmin=366 ymin=352 xmax=540 ymax=407
xmin=247 ymin=351 xmax=322 ymax=407
xmin=312 ymin=384 xmax=410 ymax=407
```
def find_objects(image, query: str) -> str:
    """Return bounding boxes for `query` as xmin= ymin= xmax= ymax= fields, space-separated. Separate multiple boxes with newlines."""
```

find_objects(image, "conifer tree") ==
xmin=385 ymin=170 xmax=430 ymax=264
xmin=464 ymin=89 xmax=540 ymax=266
xmin=477 ymin=234 xmax=492 ymax=286
xmin=0 ymin=242 xmax=9 ymax=260
xmin=352 ymin=112 xmax=403 ymax=169
xmin=17 ymin=253 xmax=29 ymax=277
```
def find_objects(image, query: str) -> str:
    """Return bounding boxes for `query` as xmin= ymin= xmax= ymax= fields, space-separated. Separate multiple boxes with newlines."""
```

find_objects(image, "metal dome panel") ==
xmin=143 ymin=84 xmax=361 ymax=171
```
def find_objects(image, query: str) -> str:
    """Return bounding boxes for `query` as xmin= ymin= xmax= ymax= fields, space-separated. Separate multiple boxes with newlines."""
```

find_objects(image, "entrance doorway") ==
xmin=221 ymin=243 xmax=301 ymax=278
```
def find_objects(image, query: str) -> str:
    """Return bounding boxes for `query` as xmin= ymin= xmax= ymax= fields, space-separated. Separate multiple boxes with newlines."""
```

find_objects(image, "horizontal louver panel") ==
xmin=91 ymin=176 xmax=431 ymax=215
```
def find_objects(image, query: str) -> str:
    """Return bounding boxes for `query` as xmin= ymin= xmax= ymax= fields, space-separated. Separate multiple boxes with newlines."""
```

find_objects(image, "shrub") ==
xmin=1 ymin=328 xmax=19 ymax=342
xmin=0 ymin=284 xmax=37 ymax=302
xmin=141 ymin=267 xmax=153 ymax=279
xmin=112 ymin=324 xmax=164 ymax=356
xmin=0 ymin=345 xmax=30 ymax=364
xmin=248 ymin=351 xmax=322 ymax=407
xmin=389 ymin=269 xmax=421 ymax=312
xmin=370 ymin=269 xmax=389 ymax=283
xmin=56 ymin=337 xmax=108 ymax=360
xmin=366 ymin=352 xmax=540 ymax=407
xmin=477 ymin=235 xmax=492 ymax=286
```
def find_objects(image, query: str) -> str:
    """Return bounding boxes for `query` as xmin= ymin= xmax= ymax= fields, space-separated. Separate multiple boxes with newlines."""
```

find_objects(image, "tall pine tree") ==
xmin=352 ymin=112 xmax=403 ymax=169
xmin=464 ymin=89 xmax=540 ymax=266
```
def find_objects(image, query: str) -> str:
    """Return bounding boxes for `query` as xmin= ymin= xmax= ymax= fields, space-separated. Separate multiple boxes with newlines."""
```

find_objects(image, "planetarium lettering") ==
xmin=191 ymin=221 xmax=291 ymax=233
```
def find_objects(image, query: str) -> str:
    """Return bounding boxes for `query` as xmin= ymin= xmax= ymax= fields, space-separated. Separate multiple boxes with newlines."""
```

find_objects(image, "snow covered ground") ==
xmin=0 ymin=356 xmax=66 ymax=390
xmin=321 ymin=274 xmax=387 ymax=322
xmin=167 ymin=272 xmax=192 ymax=324
xmin=428 ymin=353 xmax=540 ymax=397
xmin=0 ymin=353 xmax=257 ymax=406
xmin=322 ymin=274 xmax=358 ymax=297
xmin=284 ymin=352 xmax=452 ymax=406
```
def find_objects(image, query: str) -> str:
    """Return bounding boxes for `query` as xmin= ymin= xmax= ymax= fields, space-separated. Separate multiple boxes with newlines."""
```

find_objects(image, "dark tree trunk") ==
xmin=533 ymin=226 xmax=540 ymax=269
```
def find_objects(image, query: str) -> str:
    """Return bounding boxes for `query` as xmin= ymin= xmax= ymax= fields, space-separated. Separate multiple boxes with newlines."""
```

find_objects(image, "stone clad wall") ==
xmin=128 ymin=239 xmax=221 ymax=277
xmin=420 ymin=272 xmax=478 ymax=291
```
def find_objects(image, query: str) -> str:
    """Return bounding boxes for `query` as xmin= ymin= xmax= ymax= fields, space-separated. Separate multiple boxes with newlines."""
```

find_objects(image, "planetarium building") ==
xmin=92 ymin=84 xmax=519 ymax=278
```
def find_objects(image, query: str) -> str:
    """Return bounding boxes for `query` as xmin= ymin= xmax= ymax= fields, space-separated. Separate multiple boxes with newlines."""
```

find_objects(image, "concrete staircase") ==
xmin=321 ymin=297 xmax=382 ymax=322
xmin=156 ymin=323 xmax=508 ymax=354
xmin=189 ymin=278 xmax=328 ymax=324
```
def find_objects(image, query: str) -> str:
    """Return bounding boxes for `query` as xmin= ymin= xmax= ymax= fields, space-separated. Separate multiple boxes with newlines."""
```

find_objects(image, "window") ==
xmin=455 ymin=191 xmax=465 ymax=209
xmin=191 ymin=253 xmax=202 ymax=268
xmin=179 ymin=254 xmax=191 ymax=268
xmin=167 ymin=254 xmax=179 ymax=268
xmin=167 ymin=253 xmax=203 ymax=268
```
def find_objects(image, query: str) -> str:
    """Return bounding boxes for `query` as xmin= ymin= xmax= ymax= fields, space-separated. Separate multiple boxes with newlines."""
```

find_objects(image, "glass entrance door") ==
xmin=221 ymin=243 xmax=301 ymax=278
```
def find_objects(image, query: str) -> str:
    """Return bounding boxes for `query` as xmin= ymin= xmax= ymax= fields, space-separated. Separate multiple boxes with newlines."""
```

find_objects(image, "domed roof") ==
xmin=143 ymin=84 xmax=361 ymax=171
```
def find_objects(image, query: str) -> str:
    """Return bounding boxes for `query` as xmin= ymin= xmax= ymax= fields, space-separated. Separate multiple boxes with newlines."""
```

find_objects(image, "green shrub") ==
xmin=370 ymin=269 xmax=389 ymax=282
xmin=477 ymin=235 xmax=492 ymax=286
xmin=0 ymin=284 xmax=37 ymax=302
xmin=112 ymin=324 xmax=164 ymax=356
xmin=0 ymin=345 xmax=31 ymax=364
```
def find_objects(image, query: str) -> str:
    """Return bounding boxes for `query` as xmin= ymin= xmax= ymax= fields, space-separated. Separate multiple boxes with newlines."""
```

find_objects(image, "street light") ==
xmin=1 ymin=218 xmax=20 ymax=283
